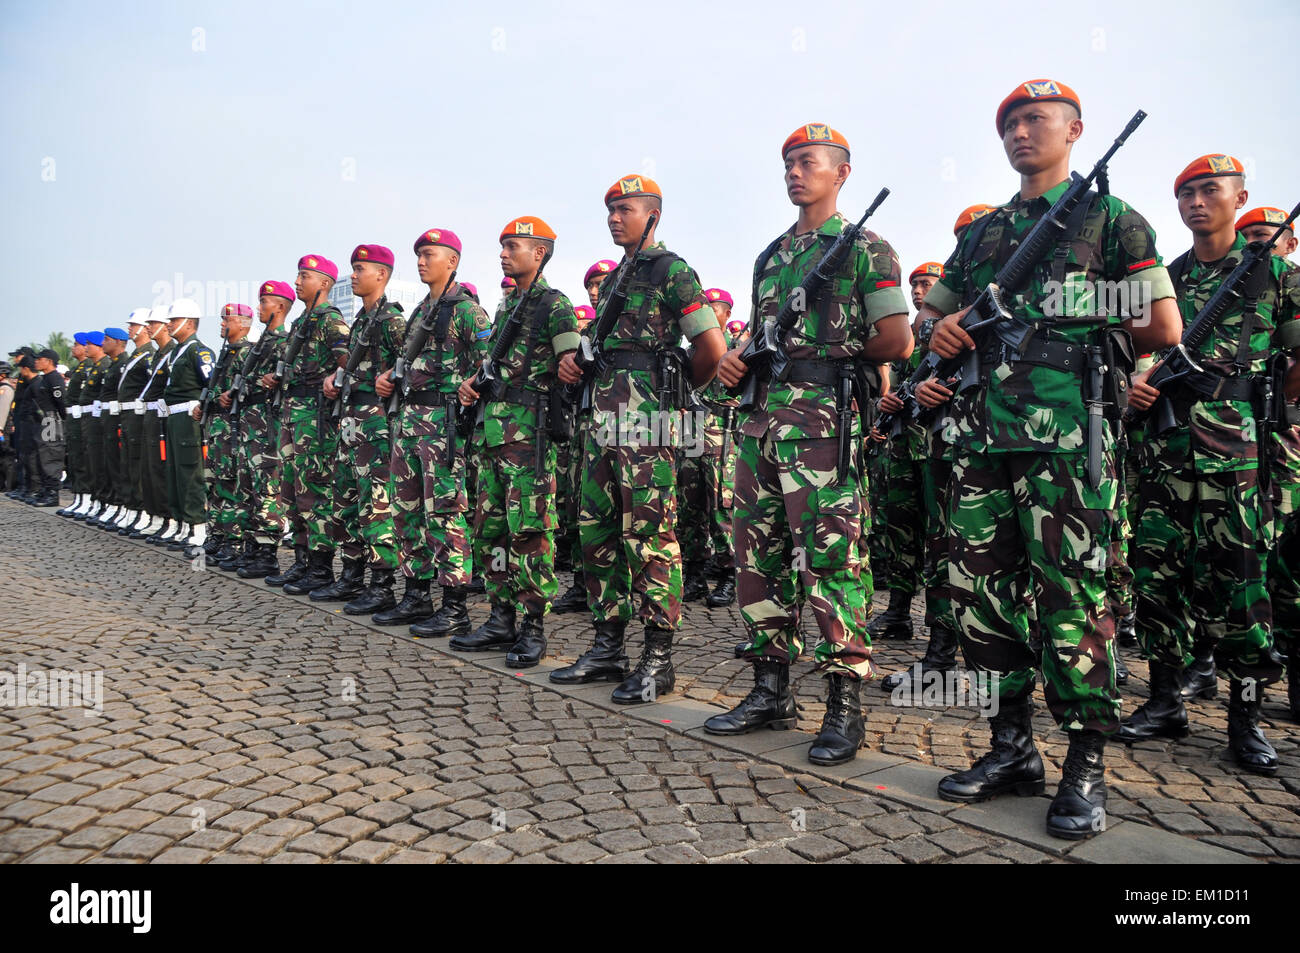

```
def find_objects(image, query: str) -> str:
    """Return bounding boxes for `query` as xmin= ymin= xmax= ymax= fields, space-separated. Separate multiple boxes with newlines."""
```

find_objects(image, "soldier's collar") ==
xmin=1009 ymin=178 xmax=1071 ymax=210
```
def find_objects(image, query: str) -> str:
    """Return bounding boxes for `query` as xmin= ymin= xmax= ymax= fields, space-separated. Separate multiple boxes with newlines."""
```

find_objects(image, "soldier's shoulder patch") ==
xmin=197 ymin=348 xmax=215 ymax=363
xmin=386 ymin=301 xmax=404 ymax=315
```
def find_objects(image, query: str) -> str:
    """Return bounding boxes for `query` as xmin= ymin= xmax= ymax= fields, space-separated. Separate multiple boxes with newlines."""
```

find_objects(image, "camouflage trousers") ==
xmin=239 ymin=401 xmax=282 ymax=546
xmin=948 ymin=448 xmax=1119 ymax=733
xmin=579 ymin=428 xmax=681 ymax=630
xmin=864 ymin=446 xmax=888 ymax=574
xmin=676 ymin=413 xmax=736 ymax=573
xmin=922 ymin=450 xmax=956 ymax=634
xmin=878 ymin=440 xmax=926 ymax=596
xmin=735 ymin=430 xmax=872 ymax=677
xmin=278 ymin=395 xmax=339 ymax=553
xmin=1106 ymin=436 xmax=1142 ymax=619
xmin=391 ymin=405 xmax=471 ymax=586
xmin=206 ymin=417 xmax=243 ymax=538
xmin=474 ymin=436 xmax=558 ymax=617
xmin=335 ymin=403 xmax=397 ymax=570
xmin=1133 ymin=435 xmax=1279 ymax=683
xmin=563 ymin=416 xmax=591 ymax=572
xmin=1271 ymin=509 xmax=1299 ymax=656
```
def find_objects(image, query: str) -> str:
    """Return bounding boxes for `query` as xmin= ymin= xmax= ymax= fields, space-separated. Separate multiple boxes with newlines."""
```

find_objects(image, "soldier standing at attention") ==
xmin=699 ymin=287 xmax=741 ymax=608
xmin=553 ymin=177 xmax=725 ymax=702
xmin=553 ymin=301 xmax=600 ymax=615
xmin=135 ymin=310 xmax=176 ymax=541
xmin=163 ymin=298 xmax=215 ymax=556
xmin=204 ymin=305 xmax=253 ymax=563
xmin=710 ymin=124 xmax=912 ymax=763
xmin=262 ymin=256 xmax=350 ymax=596
xmin=57 ymin=335 xmax=89 ymax=517
xmin=113 ymin=314 xmax=155 ymax=535
xmin=1120 ymin=166 xmax=1300 ymax=773
xmin=455 ymin=216 xmax=579 ymax=667
xmin=235 ymin=281 xmax=294 ymax=579
xmin=376 ymin=229 xmax=491 ymax=633
xmin=27 ymin=349 xmax=66 ymax=506
xmin=79 ymin=331 xmax=108 ymax=521
xmin=920 ymin=81 xmax=1181 ymax=837
xmin=316 ymin=245 xmax=406 ymax=612
xmin=86 ymin=328 xmax=128 ymax=527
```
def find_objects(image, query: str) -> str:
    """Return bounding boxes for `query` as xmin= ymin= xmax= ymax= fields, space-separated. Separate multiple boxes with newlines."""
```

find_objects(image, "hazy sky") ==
xmin=3 ymin=0 xmax=1296 ymax=346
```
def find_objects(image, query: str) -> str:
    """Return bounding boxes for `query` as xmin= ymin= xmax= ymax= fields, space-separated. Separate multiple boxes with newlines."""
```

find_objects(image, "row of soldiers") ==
xmin=38 ymin=78 xmax=1300 ymax=844
xmin=0 ymin=347 xmax=68 ymax=504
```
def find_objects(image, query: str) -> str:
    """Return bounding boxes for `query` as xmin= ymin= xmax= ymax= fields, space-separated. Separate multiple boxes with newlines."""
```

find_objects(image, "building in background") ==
xmin=329 ymin=276 xmax=427 ymax=324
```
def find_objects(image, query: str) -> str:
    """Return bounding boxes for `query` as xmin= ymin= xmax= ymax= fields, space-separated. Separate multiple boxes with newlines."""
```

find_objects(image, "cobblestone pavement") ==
xmin=0 ymin=494 xmax=1294 ymax=863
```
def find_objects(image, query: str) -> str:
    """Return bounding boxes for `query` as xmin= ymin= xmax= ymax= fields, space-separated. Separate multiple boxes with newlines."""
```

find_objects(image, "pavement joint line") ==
xmin=29 ymin=501 xmax=1258 ymax=864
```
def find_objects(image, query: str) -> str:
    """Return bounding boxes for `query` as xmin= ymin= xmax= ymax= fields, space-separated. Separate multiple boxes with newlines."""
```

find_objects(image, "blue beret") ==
xmin=104 ymin=327 xmax=129 ymax=341
xmin=73 ymin=332 xmax=88 ymax=345
xmin=85 ymin=331 xmax=105 ymax=347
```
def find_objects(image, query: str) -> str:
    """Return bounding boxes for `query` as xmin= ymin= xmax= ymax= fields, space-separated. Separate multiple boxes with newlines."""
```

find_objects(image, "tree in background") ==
xmin=28 ymin=332 xmax=71 ymax=366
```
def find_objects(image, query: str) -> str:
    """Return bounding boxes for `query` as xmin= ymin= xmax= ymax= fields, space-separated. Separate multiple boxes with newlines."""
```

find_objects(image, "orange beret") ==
xmin=782 ymin=123 xmax=850 ymax=159
xmin=1235 ymin=206 xmax=1292 ymax=233
xmin=1173 ymin=154 xmax=1244 ymax=197
xmin=953 ymin=204 xmax=996 ymax=236
xmin=499 ymin=215 xmax=556 ymax=244
xmin=995 ymin=79 xmax=1081 ymax=136
xmin=604 ymin=174 xmax=662 ymax=207
xmin=909 ymin=262 xmax=945 ymax=283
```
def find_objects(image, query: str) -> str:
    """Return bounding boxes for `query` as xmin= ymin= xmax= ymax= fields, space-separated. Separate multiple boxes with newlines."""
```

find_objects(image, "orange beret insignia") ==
xmin=515 ymin=221 xmax=533 ymax=236
xmin=1025 ymin=80 xmax=1062 ymax=98
xmin=1265 ymin=208 xmax=1287 ymax=225
xmin=971 ymin=207 xmax=992 ymax=221
xmin=1207 ymin=155 xmax=1238 ymax=174
xmin=926 ymin=264 xmax=942 ymax=276
xmin=805 ymin=123 xmax=831 ymax=141
xmin=619 ymin=176 xmax=643 ymax=195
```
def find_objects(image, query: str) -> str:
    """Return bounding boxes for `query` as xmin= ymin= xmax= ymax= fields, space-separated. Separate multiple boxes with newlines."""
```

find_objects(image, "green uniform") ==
xmin=205 ymin=337 xmax=252 ymax=540
xmin=677 ymin=326 xmax=739 ymax=577
xmin=116 ymin=346 xmax=153 ymax=515
xmin=138 ymin=340 xmax=174 ymax=520
xmin=735 ymin=212 xmax=909 ymax=677
xmin=926 ymin=181 xmax=1174 ymax=732
xmin=391 ymin=287 xmax=490 ymax=585
xmin=82 ymin=355 xmax=109 ymax=502
xmin=162 ymin=336 xmax=216 ymax=526
xmin=98 ymin=351 xmax=127 ymax=507
xmin=877 ymin=351 xmax=927 ymax=597
xmin=1133 ymin=235 xmax=1300 ymax=683
xmin=473 ymin=276 xmax=579 ymax=618
xmin=237 ymin=328 xmax=288 ymax=546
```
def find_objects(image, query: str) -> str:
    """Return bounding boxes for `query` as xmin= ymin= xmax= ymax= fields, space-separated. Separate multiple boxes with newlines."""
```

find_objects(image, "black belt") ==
xmin=347 ymin=392 xmax=383 ymax=407
xmin=405 ymin=390 xmax=453 ymax=407
xmin=242 ymin=391 xmax=269 ymax=406
xmin=784 ymin=359 xmax=854 ymax=388
xmin=1183 ymin=370 xmax=1258 ymax=403
xmin=491 ymin=384 xmax=545 ymax=407
xmin=286 ymin=383 xmax=319 ymax=398
xmin=984 ymin=338 xmax=1083 ymax=373
xmin=603 ymin=350 xmax=658 ymax=373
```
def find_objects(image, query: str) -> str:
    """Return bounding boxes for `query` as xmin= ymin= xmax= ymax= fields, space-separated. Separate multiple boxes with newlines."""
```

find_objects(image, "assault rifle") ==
xmin=268 ymin=292 xmax=321 ymax=415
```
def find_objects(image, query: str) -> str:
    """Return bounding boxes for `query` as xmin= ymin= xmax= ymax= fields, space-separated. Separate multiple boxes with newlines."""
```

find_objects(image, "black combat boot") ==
xmin=204 ymin=533 xmax=224 ymax=559
xmin=144 ymin=519 xmax=173 ymax=544
xmin=611 ymin=626 xmax=675 ymax=704
xmin=345 ymin=568 xmax=396 ymax=616
xmin=1114 ymin=651 xmax=1130 ymax=686
xmin=550 ymin=620 xmax=629 ymax=684
xmin=706 ymin=571 xmax=736 ymax=608
xmin=704 ymin=659 xmax=797 ymax=735
xmin=309 ymin=557 xmax=365 ymax=602
xmin=1289 ymin=650 xmax=1300 ymax=723
xmin=372 ymin=577 xmax=432 ymax=625
xmin=1115 ymin=610 xmax=1138 ymax=648
xmin=450 ymin=602 xmax=517 ymax=652
xmin=410 ymin=585 xmax=470 ymax=637
xmin=34 ymin=491 xmax=59 ymax=507
xmin=217 ymin=539 xmax=249 ymax=571
xmin=867 ymin=589 xmax=914 ymax=640
xmin=1115 ymin=660 xmax=1189 ymax=743
xmin=1046 ymin=730 xmax=1108 ymax=840
xmin=681 ymin=561 xmax=710 ymax=603
xmin=880 ymin=623 xmax=959 ymax=693
xmin=468 ymin=575 xmax=486 ymax=595
xmin=808 ymin=673 xmax=865 ymax=765
xmin=506 ymin=613 xmax=546 ymax=668
xmin=284 ymin=550 xmax=334 ymax=596
xmin=1179 ymin=637 xmax=1218 ymax=700
xmin=265 ymin=545 xmax=308 ymax=587
xmin=238 ymin=543 xmax=279 ymax=579
xmin=937 ymin=693 xmax=1046 ymax=801
xmin=552 ymin=573 xmax=588 ymax=614
xmin=1226 ymin=679 xmax=1278 ymax=776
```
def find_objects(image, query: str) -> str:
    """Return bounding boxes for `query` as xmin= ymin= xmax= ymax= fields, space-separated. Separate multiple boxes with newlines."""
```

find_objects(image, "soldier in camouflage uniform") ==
xmin=1236 ymin=207 xmax=1300 ymax=721
xmin=56 ymin=337 xmax=89 ymax=517
xmin=203 ymin=304 xmax=253 ymax=563
xmin=921 ymin=81 xmax=1181 ymax=838
xmin=375 ymin=228 xmax=491 ymax=633
xmin=110 ymin=316 xmax=154 ymax=535
xmin=1120 ymin=167 xmax=1300 ymax=775
xmin=453 ymin=216 xmax=579 ymax=667
xmin=868 ymin=263 xmax=947 ymax=642
xmin=314 ymin=245 xmax=406 ymax=612
xmin=231 ymin=281 xmax=293 ymax=579
xmin=710 ymin=125 xmax=912 ymax=764
xmin=552 ymin=176 xmax=725 ymax=703
xmin=554 ymin=263 xmax=616 ymax=615
xmin=260 ymin=255 xmax=350 ymax=595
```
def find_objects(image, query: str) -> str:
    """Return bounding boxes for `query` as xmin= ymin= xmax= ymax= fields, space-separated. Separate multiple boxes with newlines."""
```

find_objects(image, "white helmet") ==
xmin=168 ymin=298 xmax=202 ymax=320
xmin=145 ymin=307 xmax=168 ymax=324
xmin=127 ymin=307 xmax=150 ymax=325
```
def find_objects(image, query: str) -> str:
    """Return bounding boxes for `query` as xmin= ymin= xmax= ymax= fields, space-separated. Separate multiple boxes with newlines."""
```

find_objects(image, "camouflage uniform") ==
xmin=334 ymin=299 xmax=405 ymax=571
xmin=205 ymin=338 xmax=251 ymax=541
xmin=278 ymin=304 xmax=349 ymax=552
xmin=1133 ymin=236 xmax=1300 ymax=683
xmin=736 ymin=213 xmax=909 ymax=677
xmin=579 ymin=245 xmax=715 ymax=630
xmin=391 ymin=287 xmax=490 ymax=584
xmin=877 ymin=353 xmax=927 ymax=597
xmin=238 ymin=328 xmax=288 ymax=545
xmin=924 ymin=181 xmax=1174 ymax=731
xmin=472 ymin=276 xmax=579 ymax=617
